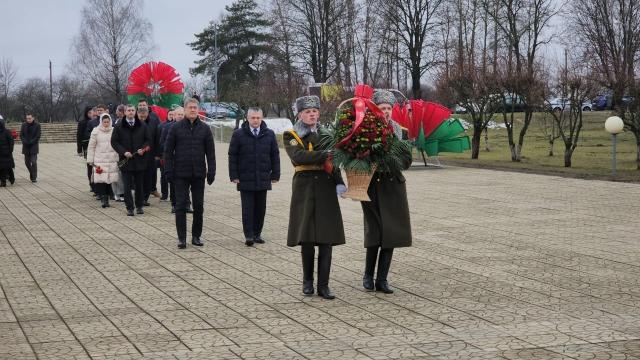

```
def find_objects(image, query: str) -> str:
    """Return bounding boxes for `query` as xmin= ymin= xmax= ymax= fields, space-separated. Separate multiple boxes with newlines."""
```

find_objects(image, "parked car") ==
xmin=592 ymin=93 xmax=634 ymax=110
xmin=547 ymin=97 xmax=593 ymax=112
xmin=200 ymin=102 xmax=239 ymax=119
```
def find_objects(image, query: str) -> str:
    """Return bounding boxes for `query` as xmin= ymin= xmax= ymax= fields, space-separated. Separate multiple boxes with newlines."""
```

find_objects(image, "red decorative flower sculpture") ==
xmin=127 ymin=62 xmax=184 ymax=121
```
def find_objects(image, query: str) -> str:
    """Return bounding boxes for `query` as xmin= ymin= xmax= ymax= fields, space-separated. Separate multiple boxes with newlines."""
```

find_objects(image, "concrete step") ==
xmin=6 ymin=122 xmax=77 ymax=143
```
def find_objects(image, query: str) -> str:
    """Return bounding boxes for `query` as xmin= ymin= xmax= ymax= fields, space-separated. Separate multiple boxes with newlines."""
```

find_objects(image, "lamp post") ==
xmin=212 ymin=24 xmax=219 ymax=101
xmin=605 ymin=116 xmax=624 ymax=177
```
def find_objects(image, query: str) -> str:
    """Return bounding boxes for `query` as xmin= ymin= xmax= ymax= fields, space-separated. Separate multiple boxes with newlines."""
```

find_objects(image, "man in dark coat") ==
xmin=138 ymin=99 xmax=162 ymax=200
xmin=20 ymin=113 xmax=41 ymax=183
xmin=85 ymin=104 xmax=106 ymax=140
xmin=111 ymin=104 xmax=151 ymax=216
xmin=360 ymin=90 xmax=413 ymax=294
xmin=0 ymin=119 xmax=15 ymax=187
xmin=77 ymin=106 xmax=92 ymax=157
xmin=229 ymin=107 xmax=280 ymax=246
xmin=159 ymin=109 xmax=175 ymax=201
xmin=284 ymin=95 xmax=345 ymax=300
xmin=114 ymin=105 xmax=125 ymax=125
xmin=135 ymin=102 xmax=161 ymax=206
xmin=164 ymin=98 xmax=216 ymax=249
xmin=78 ymin=106 xmax=94 ymax=192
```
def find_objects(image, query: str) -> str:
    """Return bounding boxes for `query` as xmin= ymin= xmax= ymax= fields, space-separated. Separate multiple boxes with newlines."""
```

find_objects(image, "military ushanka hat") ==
xmin=372 ymin=89 xmax=397 ymax=106
xmin=295 ymin=95 xmax=321 ymax=113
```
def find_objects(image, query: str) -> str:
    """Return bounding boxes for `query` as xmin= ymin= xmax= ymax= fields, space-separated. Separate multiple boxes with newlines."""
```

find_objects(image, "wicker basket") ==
xmin=342 ymin=168 xmax=375 ymax=201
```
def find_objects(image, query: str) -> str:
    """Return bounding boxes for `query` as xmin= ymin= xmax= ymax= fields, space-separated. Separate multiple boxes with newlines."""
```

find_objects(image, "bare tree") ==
xmin=436 ymin=0 xmax=500 ymax=159
xmin=570 ymin=0 xmax=640 ymax=169
xmin=70 ymin=0 xmax=154 ymax=102
xmin=537 ymin=111 xmax=560 ymax=156
xmin=0 ymin=57 xmax=19 ymax=116
xmin=487 ymin=0 xmax=558 ymax=161
xmin=269 ymin=0 xmax=307 ymax=115
xmin=287 ymin=0 xmax=346 ymax=83
xmin=548 ymin=57 xmax=595 ymax=167
xmin=385 ymin=0 xmax=444 ymax=99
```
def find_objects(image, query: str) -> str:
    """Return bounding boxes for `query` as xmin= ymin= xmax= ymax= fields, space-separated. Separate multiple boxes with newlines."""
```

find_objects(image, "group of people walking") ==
xmin=0 ymin=112 xmax=41 ymax=186
xmin=5 ymin=90 xmax=411 ymax=302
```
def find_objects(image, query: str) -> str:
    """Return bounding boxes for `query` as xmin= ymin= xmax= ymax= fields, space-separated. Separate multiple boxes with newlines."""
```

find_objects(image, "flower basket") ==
xmin=342 ymin=167 xmax=376 ymax=201
xmin=318 ymin=84 xmax=412 ymax=202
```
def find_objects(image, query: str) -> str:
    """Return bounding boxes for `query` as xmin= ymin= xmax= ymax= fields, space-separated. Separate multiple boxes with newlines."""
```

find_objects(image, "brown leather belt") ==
xmin=294 ymin=165 xmax=324 ymax=172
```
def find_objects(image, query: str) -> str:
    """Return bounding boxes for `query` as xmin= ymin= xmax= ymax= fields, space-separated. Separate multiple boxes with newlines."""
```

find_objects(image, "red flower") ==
xmin=95 ymin=166 xmax=104 ymax=174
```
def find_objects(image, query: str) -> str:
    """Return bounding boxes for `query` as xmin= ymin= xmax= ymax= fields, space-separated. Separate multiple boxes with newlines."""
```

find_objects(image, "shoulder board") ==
xmin=286 ymin=130 xmax=313 ymax=151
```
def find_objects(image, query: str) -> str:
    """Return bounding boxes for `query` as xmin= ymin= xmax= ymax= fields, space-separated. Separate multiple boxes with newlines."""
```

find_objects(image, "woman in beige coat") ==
xmin=87 ymin=113 xmax=120 ymax=208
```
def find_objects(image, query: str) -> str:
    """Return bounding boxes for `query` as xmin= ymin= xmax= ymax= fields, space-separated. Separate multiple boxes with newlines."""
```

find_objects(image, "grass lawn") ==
xmin=426 ymin=111 xmax=640 ymax=182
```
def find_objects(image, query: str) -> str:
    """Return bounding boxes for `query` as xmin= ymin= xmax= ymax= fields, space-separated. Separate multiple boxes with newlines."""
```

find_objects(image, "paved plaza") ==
xmin=1 ymin=143 xmax=640 ymax=359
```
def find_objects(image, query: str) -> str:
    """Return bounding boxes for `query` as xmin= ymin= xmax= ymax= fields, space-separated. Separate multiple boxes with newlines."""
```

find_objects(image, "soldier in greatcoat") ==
xmin=361 ymin=90 xmax=413 ymax=294
xmin=284 ymin=95 xmax=346 ymax=300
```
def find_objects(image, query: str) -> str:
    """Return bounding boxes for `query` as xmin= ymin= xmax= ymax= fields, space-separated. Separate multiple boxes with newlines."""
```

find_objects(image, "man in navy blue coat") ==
xmin=164 ymin=98 xmax=216 ymax=249
xmin=228 ymin=107 xmax=280 ymax=246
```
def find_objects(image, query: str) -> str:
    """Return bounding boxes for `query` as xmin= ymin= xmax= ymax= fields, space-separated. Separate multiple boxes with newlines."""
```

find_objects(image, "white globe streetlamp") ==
xmin=605 ymin=116 xmax=625 ymax=176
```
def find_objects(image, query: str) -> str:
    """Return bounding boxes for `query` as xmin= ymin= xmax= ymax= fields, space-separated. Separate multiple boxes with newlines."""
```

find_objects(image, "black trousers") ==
xmin=143 ymin=161 xmax=157 ymax=201
xmin=93 ymin=183 xmax=110 ymax=196
xmin=122 ymin=170 xmax=144 ymax=210
xmin=160 ymin=164 xmax=177 ymax=204
xmin=24 ymin=154 xmax=37 ymax=180
xmin=87 ymin=164 xmax=95 ymax=191
xmin=240 ymin=190 xmax=267 ymax=239
xmin=160 ymin=164 xmax=169 ymax=198
xmin=0 ymin=169 xmax=8 ymax=183
xmin=174 ymin=177 xmax=205 ymax=240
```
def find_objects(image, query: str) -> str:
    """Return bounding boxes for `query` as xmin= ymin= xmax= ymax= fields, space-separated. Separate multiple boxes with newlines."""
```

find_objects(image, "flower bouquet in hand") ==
xmin=94 ymin=166 xmax=104 ymax=174
xmin=118 ymin=145 xmax=151 ymax=169
xmin=319 ymin=84 xmax=412 ymax=201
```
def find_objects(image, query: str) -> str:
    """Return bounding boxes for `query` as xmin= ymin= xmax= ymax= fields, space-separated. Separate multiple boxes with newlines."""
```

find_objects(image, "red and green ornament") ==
xmin=126 ymin=61 xmax=184 ymax=121
xmin=393 ymin=100 xmax=470 ymax=156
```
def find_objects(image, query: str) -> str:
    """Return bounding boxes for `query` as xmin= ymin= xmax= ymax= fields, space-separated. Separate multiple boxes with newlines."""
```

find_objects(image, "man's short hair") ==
xmin=138 ymin=98 xmax=148 ymax=104
xmin=173 ymin=106 xmax=184 ymax=111
xmin=116 ymin=104 xmax=126 ymax=113
xmin=184 ymin=98 xmax=199 ymax=107
xmin=247 ymin=107 xmax=263 ymax=117
xmin=125 ymin=104 xmax=135 ymax=110
xmin=96 ymin=104 xmax=107 ymax=109
xmin=136 ymin=105 xmax=149 ymax=112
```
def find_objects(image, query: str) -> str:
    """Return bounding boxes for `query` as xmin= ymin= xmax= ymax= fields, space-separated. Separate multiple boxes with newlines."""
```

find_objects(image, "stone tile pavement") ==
xmin=1 ymin=143 xmax=639 ymax=359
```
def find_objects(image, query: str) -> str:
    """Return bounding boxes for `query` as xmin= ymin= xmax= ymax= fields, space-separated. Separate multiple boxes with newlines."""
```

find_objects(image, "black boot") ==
xmin=178 ymin=238 xmax=186 ymax=249
xmin=363 ymin=247 xmax=377 ymax=291
xmin=301 ymin=245 xmax=315 ymax=295
xmin=375 ymin=249 xmax=394 ymax=294
xmin=101 ymin=195 xmax=110 ymax=208
xmin=192 ymin=237 xmax=203 ymax=246
xmin=0 ymin=181 xmax=6 ymax=187
xmin=317 ymin=245 xmax=335 ymax=300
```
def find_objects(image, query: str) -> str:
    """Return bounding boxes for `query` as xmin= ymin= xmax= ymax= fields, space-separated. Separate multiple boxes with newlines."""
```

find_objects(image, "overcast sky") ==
xmin=1 ymin=0 xmax=566 ymax=89
xmin=0 ymin=0 xmax=235 ymax=84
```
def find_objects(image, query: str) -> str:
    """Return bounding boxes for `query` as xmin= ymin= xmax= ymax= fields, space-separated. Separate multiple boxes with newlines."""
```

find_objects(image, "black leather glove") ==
xmin=207 ymin=172 xmax=215 ymax=185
